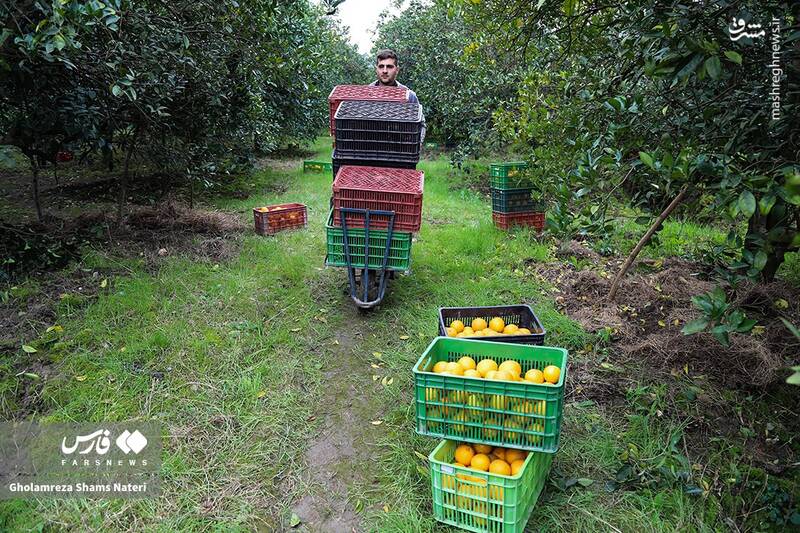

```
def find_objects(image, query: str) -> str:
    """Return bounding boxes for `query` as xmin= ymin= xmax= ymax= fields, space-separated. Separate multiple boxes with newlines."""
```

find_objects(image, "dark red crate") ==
xmin=332 ymin=166 xmax=424 ymax=232
xmin=492 ymin=211 xmax=545 ymax=232
xmin=253 ymin=203 xmax=307 ymax=235
xmin=328 ymin=85 xmax=409 ymax=136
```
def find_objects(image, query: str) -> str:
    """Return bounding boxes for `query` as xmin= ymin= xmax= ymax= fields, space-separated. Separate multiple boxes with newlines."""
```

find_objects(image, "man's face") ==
xmin=376 ymin=58 xmax=399 ymax=85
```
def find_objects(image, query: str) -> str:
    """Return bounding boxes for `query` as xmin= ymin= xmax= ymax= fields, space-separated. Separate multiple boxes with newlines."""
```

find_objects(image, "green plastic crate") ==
xmin=489 ymin=162 xmax=527 ymax=178
xmin=413 ymin=337 xmax=567 ymax=453
xmin=304 ymin=160 xmax=332 ymax=173
xmin=490 ymin=187 xmax=539 ymax=214
xmin=430 ymin=439 xmax=552 ymax=533
xmin=325 ymin=210 xmax=412 ymax=271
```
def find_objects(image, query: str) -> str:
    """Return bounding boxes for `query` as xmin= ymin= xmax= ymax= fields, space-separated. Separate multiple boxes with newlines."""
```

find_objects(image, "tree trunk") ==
xmin=608 ymin=184 xmax=689 ymax=301
xmin=189 ymin=174 xmax=194 ymax=210
xmin=31 ymin=156 xmax=43 ymax=222
xmin=117 ymin=137 xmax=136 ymax=225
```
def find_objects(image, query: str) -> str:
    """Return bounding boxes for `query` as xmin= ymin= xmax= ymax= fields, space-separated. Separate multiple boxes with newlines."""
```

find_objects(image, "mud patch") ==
xmin=290 ymin=322 xmax=366 ymax=533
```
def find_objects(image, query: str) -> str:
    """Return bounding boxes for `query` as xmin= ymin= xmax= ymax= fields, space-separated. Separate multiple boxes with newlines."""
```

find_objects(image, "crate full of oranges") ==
xmin=430 ymin=440 xmax=552 ymax=533
xmin=414 ymin=337 xmax=567 ymax=453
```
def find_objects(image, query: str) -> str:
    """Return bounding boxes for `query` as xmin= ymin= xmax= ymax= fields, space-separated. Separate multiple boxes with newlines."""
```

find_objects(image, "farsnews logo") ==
xmin=61 ymin=429 xmax=148 ymax=455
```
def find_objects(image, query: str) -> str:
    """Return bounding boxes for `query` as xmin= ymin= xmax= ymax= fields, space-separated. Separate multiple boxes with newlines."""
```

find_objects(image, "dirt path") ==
xmin=291 ymin=287 xmax=388 ymax=532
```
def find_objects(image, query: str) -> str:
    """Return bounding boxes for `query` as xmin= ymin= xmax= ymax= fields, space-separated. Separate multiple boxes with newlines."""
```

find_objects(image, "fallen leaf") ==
xmin=371 ymin=420 xmax=383 ymax=425
xmin=775 ymin=299 xmax=789 ymax=309
xmin=333 ymin=339 xmax=339 ymax=345
xmin=46 ymin=325 xmax=64 ymax=333
xmin=290 ymin=328 xmax=301 ymax=332
xmin=387 ymin=377 xmax=394 ymax=385
xmin=372 ymin=375 xmax=380 ymax=381
xmin=383 ymin=505 xmax=389 ymax=513
xmin=373 ymin=352 xmax=383 ymax=359
xmin=751 ymin=325 xmax=766 ymax=336
xmin=100 ymin=279 xmax=108 ymax=288
xmin=371 ymin=363 xmax=381 ymax=369
xmin=658 ymin=320 xmax=666 ymax=327
xmin=673 ymin=319 xmax=680 ymax=326
xmin=577 ymin=478 xmax=594 ymax=487
xmin=257 ymin=390 xmax=267 ymax=398
xmin=289 ymin=512 xmax=301 ymax=527
xmin=22 ymin=344 xmax=37 ymax=353
xmin=316 ymin=316 xmax=327 ymax=323
xmin=319 ymin=308 xmax=328 ymax=313
xmin=381 ymin=376 xmax=389 ymax=386
xmin=15 ymin=372 xmax=40 ymax=380
xmin=74 ymin=375 xmax=88 ymax=382
xmin=399 ymin=335 xmax=410 ymax=340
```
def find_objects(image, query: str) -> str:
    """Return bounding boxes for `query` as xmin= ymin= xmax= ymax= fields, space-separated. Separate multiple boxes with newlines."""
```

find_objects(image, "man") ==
xmin=371 ymin=49 xmax=419 ymax=104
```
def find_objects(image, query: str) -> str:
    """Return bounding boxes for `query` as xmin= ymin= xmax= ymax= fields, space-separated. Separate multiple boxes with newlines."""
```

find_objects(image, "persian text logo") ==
xmin=728 ymin=17 xmax=765 ymax=41
xmin=61 ymin=429 xmax=148 ymax=456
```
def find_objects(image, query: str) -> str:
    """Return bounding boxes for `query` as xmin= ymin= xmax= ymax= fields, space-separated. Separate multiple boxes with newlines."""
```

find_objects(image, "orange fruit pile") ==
xmin=445 ymin=317 xmax=542 ymax=338
xmin=431 ymin=357 xmax=561 ymax=385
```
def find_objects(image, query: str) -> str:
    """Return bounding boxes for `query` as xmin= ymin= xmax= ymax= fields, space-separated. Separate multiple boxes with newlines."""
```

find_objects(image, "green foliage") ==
xmin=453 ymin=0 xmax=799 ymax=281
xmin=0 ymin=1 xmax=370 ymax=201
xmin=681 ymin=286 xmax=756 ymax=345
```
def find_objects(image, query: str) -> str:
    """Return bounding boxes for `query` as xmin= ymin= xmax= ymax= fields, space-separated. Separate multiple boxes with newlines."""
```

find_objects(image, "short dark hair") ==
xmin=376 ymin=49 xmax=398 ymax=65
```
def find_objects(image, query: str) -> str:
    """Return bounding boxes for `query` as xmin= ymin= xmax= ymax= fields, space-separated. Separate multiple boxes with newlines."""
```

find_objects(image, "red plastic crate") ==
xmin=253 ymin=203 xmax=307 ymax=235
xmin=332 ymin=166 xmax=424 ymax=232
xmin=493 ymin=211 xmax=545 ymax=232
xmin=328 ymin=85 xmax=409 ymax=136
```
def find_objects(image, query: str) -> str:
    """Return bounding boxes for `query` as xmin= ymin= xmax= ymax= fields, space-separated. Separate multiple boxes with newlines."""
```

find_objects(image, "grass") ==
xmin=1 ymin=137 xmax=797 ymax=532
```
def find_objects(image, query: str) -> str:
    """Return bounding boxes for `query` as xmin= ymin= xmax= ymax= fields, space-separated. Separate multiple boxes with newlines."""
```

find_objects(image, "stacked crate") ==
xmin=490 ymin=162 xmax=545 ymax=233
xmin=324 ymin=91 xmax=426 ymax=275
xmin=327 ymin=85 xmax=413 ymax=181
xmin=325 ymin=166 xmax=423 ymax=272
xmin=412 ymin=313 xmax=568 ymax=533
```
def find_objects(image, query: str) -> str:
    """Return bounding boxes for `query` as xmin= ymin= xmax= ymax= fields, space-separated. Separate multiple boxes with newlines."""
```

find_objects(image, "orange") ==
xmin=462 ymin=327 xmax=475 ymax=336
xmin=498 ymin=360 xmax=522 ymax=378
xmin=433 ymin=361 xmax=449 ymax=373
xmin=474 ymin=444 xmax=492 ymax=454
xmin=444 ymin=362 xmax=465 ymax=376
xmin=543 ymin=365 xmax=561 ymax=384
xmin=476 ymin=359 xmax=498 ymax=377
xmin=445 ymin=327 xmax=457 ymax=337
xmin=454 ymin=444 xmax=475 ymax=466
xmin=518 ymin=327 xmax=531 ymax=334
xmin=489 ymin=459 xmax=511 ymax=476
xmin=453 ymin=461 xmax=466 ymax=467
xmin=450 ymin=320 xmax=465 ymax=333
xmin=505 ymin=449 xmax=526 ymax=464
xmin=503 ymin=324 xmax=519 ymax=334
xmin=464 ymin=369 xmax=481 ymax=378
xmin=510 ymin=459 xmax=525 ymax=475
xmin=470 ymin=453 xmax=491 ymax=471
xmin=492 ymin=447 xmax=506 ymax=460
xmin=458 ymin=356 xmax=477 ymax=371
xmin=483 ymin=329 xmax=498 ymax=336
xmin=491 ymin=370 xmax=514 ymax=381
xmin=471 ymin=318 xmax=488 ymax=331
xmin=485 ymin=370 xmax=499 ymax=380
xmin=524 ymin=368 xmax=545 ymax=383
xmin=473 ymin=329 xmax=486 ymax=337
xmin=489 ymin=317 xmax=505 ymax=333
xmin=456 ymin=332 xmax=469 ymax=338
